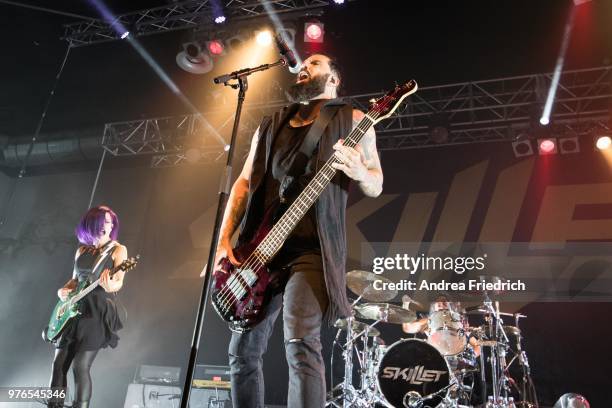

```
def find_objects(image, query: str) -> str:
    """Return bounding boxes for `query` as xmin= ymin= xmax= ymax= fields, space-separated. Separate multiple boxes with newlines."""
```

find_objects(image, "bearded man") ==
xmin=213 ymin=53 xmax=383 ymax=408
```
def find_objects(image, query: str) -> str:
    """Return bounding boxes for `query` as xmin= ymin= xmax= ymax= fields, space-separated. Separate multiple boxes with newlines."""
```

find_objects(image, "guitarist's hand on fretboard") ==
xmin=58 ymin=288 xmax=74 ymax=301
xmin=100 ymin=268 xmax=122 ymax=293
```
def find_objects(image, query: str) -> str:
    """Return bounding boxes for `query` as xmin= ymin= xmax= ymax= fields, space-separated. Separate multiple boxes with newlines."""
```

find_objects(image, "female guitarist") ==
xmin=48 ymin=205 xmax=127 ymax=408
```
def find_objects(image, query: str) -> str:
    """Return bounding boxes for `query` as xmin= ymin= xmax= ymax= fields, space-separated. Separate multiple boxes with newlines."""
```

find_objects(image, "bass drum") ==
xmin=377 ymin=339 xmax=451 ymax=408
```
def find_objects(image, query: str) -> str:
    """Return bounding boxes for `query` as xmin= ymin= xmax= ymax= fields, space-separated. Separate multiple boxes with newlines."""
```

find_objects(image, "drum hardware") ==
xmin=327 ymin=274 xmax=539 ymax=408
xmin=334 ymin=318 xmax=381 ymax=338
xmin=354 ymin=302 xmax=417 ymax=324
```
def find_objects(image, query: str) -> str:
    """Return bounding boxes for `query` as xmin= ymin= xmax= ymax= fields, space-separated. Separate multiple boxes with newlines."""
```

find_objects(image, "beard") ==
xmin=285 ymin=73 xmax=330 ymax=103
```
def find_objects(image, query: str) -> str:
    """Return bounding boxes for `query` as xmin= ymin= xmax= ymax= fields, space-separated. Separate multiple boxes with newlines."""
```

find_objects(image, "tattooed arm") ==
xmin=331 ymin=109 xmax=383 ymax=197
xmin=208 ymin=127 xmax=261 ymax=273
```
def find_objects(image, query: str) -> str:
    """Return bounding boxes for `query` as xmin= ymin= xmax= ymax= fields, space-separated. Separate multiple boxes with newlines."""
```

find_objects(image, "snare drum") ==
xmin=427 ymin=302 xmax=467 ymax=356
xmin=377 ymin=339 xmax=451 ymax=408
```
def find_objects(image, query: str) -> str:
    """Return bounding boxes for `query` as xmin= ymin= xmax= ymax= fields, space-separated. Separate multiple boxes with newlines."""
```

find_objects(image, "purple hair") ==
xmin=75 ymin=205 xmax=120 ymax=245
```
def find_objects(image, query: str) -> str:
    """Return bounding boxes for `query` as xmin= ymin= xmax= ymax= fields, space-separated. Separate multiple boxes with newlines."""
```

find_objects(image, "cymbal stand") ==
xmin=326 ymin=315 xmax=358 ymax=408
xmin=480 ymin=295 xmax=513 ymax=406
xmin=494 ymin=301 xmax=512 ymax=403
xmin=510 ymin=314 xmax=538 ymax=407
xmin=342 ymin=315 xmax=356 ymax=408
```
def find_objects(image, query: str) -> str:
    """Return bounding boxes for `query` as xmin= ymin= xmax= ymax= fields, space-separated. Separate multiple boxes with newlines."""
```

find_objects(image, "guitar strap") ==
xmin=280 ymin=103 xmax=343 ymax=201
xmin=90 ymin=241 xmax=119 ymax=279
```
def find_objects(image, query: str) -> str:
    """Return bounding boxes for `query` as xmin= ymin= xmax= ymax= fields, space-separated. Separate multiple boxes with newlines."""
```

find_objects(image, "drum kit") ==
xmin=325 ymin=271 xmax=538 ymax=408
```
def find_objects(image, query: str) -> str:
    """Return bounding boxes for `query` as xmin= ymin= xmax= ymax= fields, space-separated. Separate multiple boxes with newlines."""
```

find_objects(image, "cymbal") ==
xmin=472 ymin=324 xmax=521 ymax=338
xmin=503 ymin=325 xmax=521 ymax=336
xmin=354 ymin=303 xmax=417 ymax=324
xmin=334 ymin=318 xmax=381 ymax=337
xmin=346 ymin=270 xmax=397 ymax=302
xmin=465 ymin=305 xmax=514 ymax=317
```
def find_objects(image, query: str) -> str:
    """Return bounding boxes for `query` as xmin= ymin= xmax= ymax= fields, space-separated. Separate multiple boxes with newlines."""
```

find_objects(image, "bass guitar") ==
xmin=43 ymin=255 xmax=139 ymax=342
xmin=212 ymin=80 xmax=418 ymax=332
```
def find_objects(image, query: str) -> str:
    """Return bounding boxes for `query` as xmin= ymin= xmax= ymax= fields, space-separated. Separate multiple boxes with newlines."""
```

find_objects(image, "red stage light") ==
xmin=207 ymin=40 xmax=225 ymax=56
xmin=304 ymin=21 xmax=324 ymax=43
xmin=538 ymin=138 xmax=557 ymax=155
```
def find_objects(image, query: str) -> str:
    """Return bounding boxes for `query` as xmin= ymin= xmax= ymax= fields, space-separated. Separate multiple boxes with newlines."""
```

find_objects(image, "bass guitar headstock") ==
xmin=369 ymin=80 xmax=418 ymax=124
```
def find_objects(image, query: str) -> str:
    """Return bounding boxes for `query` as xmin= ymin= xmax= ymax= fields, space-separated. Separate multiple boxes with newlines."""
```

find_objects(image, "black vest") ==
xmin=237 ymin=99 xmax=354 ymax=324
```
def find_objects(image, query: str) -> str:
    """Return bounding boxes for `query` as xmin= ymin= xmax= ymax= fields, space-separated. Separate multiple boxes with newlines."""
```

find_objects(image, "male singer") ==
xmin=213 ymin=53 xmax=383 ymax=407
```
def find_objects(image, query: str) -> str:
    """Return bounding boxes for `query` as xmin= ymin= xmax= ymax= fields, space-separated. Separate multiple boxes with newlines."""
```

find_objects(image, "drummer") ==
xmin=401 ymin=296 xmax=481 ymax=357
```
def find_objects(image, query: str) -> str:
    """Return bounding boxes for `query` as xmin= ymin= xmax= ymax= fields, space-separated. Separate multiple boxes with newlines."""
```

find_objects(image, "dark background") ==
xmin=0 ymin=1 xmax=611 ymax=407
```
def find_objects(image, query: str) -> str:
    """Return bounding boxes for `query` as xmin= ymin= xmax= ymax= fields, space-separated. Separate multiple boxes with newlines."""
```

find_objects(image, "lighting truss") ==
xmin=100 ymin=66 xmax=612 ymax=167
xmin=63 ymin=0 xmax=333 ymax=47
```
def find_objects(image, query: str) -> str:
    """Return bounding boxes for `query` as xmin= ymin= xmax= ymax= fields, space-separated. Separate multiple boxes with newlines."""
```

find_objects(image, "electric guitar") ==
xmin=43 ymin=255 xmax=139 ymax=342
xmin=212 ymin=80 xmax=418 ymax=332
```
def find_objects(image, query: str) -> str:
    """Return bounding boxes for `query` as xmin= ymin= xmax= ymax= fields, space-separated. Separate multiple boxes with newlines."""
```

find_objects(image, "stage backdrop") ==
xmin=0 ymin=139 xmax=611 ymax=407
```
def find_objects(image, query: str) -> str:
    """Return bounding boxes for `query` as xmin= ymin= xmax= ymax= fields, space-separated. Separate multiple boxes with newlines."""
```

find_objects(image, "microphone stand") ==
xmin=180 ymin=58 xmax=288 ymax=408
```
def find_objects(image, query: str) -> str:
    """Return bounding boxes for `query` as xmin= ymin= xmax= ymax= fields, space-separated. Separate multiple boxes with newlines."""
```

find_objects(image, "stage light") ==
xmin=207 ymin=40 xmax=225 ymax=56
xmin=596 ymin=135 xmax=612 ymax=150
xmin=539 ymin=116 xmax=550 ymax=126
xmin=538 ymin=138 xmax=558 ymax=155
xmin=333 ymin=0 xmax=345 ymax=4
xmin=226 ymin=33 xmax=247 ymax=52
xmin=120 ymin=30 xmax=130 ymax=39
xmin=428 ymin=113 xmax=450 ymax=144
xmin=212 ymin=0 xmax=226 ymax=24
xmin=512 ymin=138 xmax=534 ymax=158
xmin=176 ymin=42 xmax=213 ymax=74
xmin=304 ymin=20 xmax=324 ymax=43
xmin=256 ymin=30 xmax=273 ymax=46
xmin=559 ymin=136 xmax=580 ymax=154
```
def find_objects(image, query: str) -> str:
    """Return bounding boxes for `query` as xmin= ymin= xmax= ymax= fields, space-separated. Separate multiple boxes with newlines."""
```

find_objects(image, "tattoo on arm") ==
xmin=219 ymin=126 xmax=261 ymax=243
xmin=220 ymin=179 xmax=249 ymax=242
xmin=351 ymin=116 xmax=383 ymax=196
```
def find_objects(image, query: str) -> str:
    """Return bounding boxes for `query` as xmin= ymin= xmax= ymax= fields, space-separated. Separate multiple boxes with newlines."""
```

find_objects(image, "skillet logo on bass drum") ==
xmin=382 ymin=366 xmax=446 ymax=385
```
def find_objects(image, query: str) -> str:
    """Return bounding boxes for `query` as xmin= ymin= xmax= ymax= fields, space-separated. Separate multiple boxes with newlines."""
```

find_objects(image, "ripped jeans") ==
xmin=228 ymin=253 xmax=328 ymax=408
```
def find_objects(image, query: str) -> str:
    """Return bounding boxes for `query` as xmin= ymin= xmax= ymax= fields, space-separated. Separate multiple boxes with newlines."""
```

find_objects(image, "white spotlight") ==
xmin=540 ymin=117 xmax=550 ymax=126
xmin=596 ymin=135 xmax=612 ymax=150
xmin=256 ymin=30 xmax=273 ymax=46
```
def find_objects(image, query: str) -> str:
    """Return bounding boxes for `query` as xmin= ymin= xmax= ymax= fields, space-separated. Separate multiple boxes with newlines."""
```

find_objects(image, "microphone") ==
xmin=274 ymin=34 xmax=299 ymax=73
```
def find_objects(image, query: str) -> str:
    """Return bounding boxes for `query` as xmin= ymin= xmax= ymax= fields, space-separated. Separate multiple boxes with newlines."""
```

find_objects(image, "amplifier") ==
xmin=190 ymin=365 xmax=232 ymax=408
xmin=136 ymin=365 xmax=181 ymax=386
xmin=123 ymin=383 xmax=181 ymax=408
xmin=124 ymin=364 xmax=233 ymax=407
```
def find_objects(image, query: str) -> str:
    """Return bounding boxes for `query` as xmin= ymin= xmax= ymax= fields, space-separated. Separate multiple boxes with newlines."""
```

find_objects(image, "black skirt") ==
xmin=56 ymin=287 xmax=123 ymax=351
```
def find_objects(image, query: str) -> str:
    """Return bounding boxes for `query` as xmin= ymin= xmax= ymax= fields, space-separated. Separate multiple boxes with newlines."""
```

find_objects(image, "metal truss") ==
xmin=63 ymin=0 xmax=332 ymax=47
xmin=100 ymin=65 xmax=612 ymax=167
